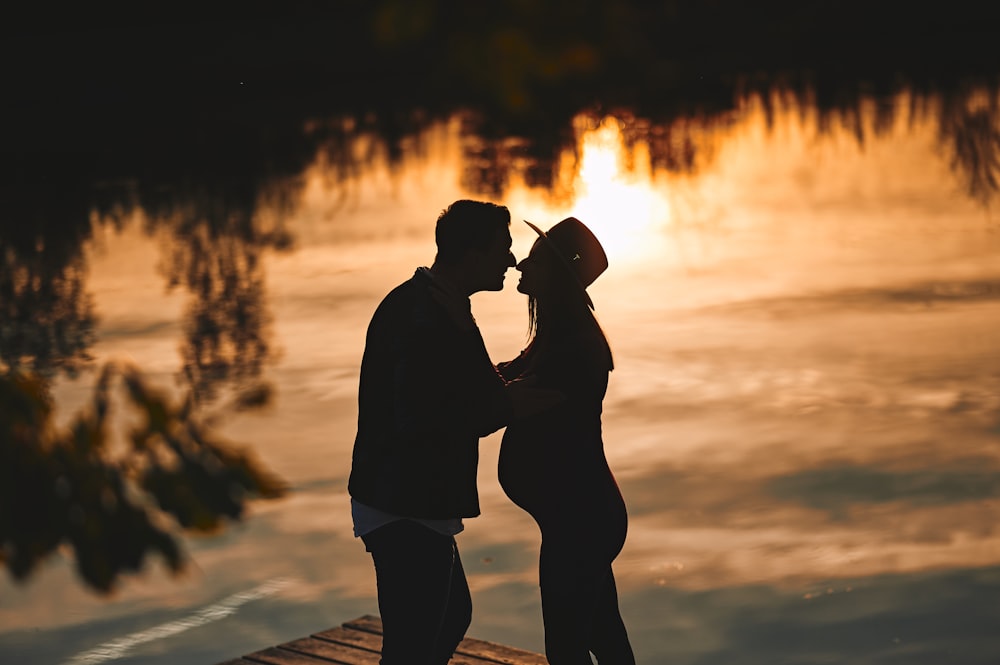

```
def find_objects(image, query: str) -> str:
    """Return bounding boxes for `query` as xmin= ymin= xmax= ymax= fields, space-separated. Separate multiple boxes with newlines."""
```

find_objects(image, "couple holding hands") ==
xmin=348 ymin=200 xmax=634 ymax=665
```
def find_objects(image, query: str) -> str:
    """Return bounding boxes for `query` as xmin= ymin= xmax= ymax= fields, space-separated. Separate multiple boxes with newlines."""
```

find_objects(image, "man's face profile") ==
xmin=470 ymin=227 xmax=516 ymax=293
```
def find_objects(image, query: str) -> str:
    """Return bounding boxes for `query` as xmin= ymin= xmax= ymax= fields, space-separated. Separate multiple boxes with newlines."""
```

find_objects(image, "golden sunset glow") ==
xmin=505 ymin=117 xmax=673 ymax=264
xmin=567 ymin=118 xmax=672 ymax=262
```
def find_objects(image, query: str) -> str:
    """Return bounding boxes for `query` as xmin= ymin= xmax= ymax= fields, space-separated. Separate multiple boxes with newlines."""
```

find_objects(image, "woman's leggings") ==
xmin=538 ymin=531 xmax=635 ymax=665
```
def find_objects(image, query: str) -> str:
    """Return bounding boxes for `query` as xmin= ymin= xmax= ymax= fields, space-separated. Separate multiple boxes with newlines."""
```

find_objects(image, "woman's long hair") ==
xmin=526 ymin=244 xmax=614 ymax=372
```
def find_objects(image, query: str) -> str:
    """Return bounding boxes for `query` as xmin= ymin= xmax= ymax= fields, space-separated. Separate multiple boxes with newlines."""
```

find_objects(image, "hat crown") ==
xmin=542 ymin=217 xmax=608 ymax=288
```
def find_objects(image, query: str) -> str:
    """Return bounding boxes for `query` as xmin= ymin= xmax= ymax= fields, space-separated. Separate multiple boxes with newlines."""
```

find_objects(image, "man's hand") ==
xmin=506 ymin=375 xmax=566 ymax=418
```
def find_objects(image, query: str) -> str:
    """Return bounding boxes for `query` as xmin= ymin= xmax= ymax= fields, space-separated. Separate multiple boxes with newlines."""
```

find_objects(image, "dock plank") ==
xmin=341 ymin=614 xmax=546 ymax=665
xmin=243 ymin=646 xmax=331 ymax=665
xmin=313 ymin=625 xmax=383 ymax=652
xmin=218 ymin=614 xmax=546 ymax=665
xmin=341 ymin=615 xmax=383 ymax=635
xmin=456 ymin=636 xmax=548 ymax=665
xmin=282 ymin=636 xmax=381 ymax=664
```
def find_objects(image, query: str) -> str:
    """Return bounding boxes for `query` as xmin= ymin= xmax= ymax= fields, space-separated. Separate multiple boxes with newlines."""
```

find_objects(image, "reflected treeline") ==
xmin=455 ymin=81 xmax=1000 ymax=209
xmin=740 ymin=79 xmax=1000 ymax=208
xmin=1 ymin=65 xmax=319 ymax=395
xmin=168 ymin=212 xmax=276 ymax=405
xmin=939 ymin=88 xmax=1000 ymax=207
xmin=306 ymin=110 xmax=453 ymax=219
xmin=1 ymin=169 xmax=298 ymax=407
xmin=0 ymin=178 xmax=97 ymax=378
xmin=1 ymin=168 xmax=295 ymax=593
xmin=458 ymin=109 xmax=730 ymax=201
xmin=95 ymin=177 xmax=297 ymax=406
xmin=269 ymin=81 xmax=1000 ymax=215
xmin=7 ymin=1 xmax=1000 ymax=194
xmin=5 ymin=1 xmax=1000 ymax=212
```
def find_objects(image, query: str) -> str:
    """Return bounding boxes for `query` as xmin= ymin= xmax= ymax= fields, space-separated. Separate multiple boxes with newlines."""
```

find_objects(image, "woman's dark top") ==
xmin=498 ymin=328 xmax=627 ymax=549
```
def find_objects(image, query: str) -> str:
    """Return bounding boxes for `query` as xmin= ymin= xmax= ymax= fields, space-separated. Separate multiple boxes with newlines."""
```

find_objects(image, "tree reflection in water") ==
xmin=940 ymin=87 xmax=1000 ymax=207
xmin=457 ymin=109 xmax=720 ymax=203
xmin=455 ymin=81 xmax=1000 ymax=210
xmin=150 ymin=185 xmax=292 ymax=406
xmin=1 ymin=173 xmax=292 ymax=594
xmin=0 ymin=180 xmax=97 ymax=379
xmin=742 ymin=79 xmax=1000 ymax=209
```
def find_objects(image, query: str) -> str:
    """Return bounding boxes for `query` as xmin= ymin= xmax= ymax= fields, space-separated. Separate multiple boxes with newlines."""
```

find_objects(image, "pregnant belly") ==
xmin=497 ymin=439 xmax=547 ymax=516
xmin=498 ymin=437 xmax=625 ymax=529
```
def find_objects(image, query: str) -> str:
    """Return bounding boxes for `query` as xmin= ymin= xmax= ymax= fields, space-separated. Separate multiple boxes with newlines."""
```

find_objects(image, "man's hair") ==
xmin=434 ymin=200 xmax=511 ymax=264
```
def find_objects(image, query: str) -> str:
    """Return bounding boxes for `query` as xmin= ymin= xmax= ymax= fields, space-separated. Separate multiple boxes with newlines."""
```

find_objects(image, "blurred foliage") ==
xmin=0 ymin=140 xmax=290 ymax=597
xmin=168 ymin=223 xmax=275 ymax=405
xmin=138 ymin=183 xmax=293 ymax=406
xmin=0 ymin=362 xmax=286 ymax=595
xmin=0 ymin=176 xmax=97 ymax=378
xmin=2 ymin=163 xmax=293 ymax=406
xmin=940 ymin=89 xmax=1000 ymax=207
xmin=0 ymin=239 xmax=96 ymax=379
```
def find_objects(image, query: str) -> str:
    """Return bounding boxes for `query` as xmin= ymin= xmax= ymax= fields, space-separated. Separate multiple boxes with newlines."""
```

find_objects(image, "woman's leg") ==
xmin=538 ymin=536 xmax=604 ymax=665
xmin=538 ymin=523 xmax=634 ymax=665
xmin=588 ymin=568 xmax=635 ymax=665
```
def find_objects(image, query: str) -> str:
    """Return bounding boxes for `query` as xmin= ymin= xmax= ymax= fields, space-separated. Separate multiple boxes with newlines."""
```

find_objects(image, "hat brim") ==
xmin=523 ymin=220 xmax=596 ymax=310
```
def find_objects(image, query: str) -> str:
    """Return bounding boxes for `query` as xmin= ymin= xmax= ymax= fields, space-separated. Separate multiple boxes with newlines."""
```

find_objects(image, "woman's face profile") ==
xmin=515 ymin=239 xmax=551 ymax=298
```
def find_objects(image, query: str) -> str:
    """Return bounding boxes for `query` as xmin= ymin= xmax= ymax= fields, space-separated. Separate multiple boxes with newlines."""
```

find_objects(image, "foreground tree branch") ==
xmin=0 ymin=362 xmax=287 ymax=594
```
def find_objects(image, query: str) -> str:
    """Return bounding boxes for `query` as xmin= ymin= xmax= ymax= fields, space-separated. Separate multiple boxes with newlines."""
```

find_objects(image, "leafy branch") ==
xmin=0 ymin=362 xmax=287 ymax=594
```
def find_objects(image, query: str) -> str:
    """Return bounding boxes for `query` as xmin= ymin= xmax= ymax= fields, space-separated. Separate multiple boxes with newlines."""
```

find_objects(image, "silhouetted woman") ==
xmin=498 ymin=217 xmax=635 ymax=665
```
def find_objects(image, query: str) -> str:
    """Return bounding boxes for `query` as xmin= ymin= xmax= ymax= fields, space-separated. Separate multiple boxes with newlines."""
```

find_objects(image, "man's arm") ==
xmin=391 ymin=294 xmax=511 ymax=440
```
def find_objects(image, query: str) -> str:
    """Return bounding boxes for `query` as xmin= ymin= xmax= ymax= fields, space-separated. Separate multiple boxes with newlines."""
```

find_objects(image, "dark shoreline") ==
xmin=4 ymin=1 xmax=999 ymax=152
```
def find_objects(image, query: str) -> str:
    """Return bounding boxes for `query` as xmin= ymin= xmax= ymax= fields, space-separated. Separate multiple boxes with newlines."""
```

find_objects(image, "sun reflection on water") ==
xmin=503 ymin=116 xmax=677 ymax=267
xmin=566 ymin=118 xmax=672 ymax=263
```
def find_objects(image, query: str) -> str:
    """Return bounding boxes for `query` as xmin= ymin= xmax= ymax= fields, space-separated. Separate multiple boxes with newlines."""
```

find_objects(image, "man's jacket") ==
xmin=348 ymin=269 xmax=511 ymax=519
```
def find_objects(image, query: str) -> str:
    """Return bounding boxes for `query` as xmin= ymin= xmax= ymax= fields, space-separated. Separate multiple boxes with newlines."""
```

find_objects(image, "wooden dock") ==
xmin=215 ymin=614 xmax=547 ymax=665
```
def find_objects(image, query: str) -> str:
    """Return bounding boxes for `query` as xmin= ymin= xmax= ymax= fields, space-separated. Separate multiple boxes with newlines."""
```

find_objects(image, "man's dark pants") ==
xmin=361 ymin=519 xmax=472 ymax=665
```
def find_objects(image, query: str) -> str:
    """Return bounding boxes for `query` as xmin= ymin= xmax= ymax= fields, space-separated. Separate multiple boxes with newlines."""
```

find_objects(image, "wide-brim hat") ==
xmin=524 ymin=216 xmax=608 ymax=310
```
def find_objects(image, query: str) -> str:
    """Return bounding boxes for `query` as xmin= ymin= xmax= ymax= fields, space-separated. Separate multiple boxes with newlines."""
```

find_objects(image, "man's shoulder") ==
xmin=369 ymin=271 xmax=438 ymax=327
xmin=377 ymin=271 xmax=429 ymax=309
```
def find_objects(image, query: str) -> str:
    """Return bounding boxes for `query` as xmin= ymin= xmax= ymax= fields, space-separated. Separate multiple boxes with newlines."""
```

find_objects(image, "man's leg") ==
xmin=362 ymin=520 xmax=471 ymax=665
xmin=431 ymin=545 xmax=472 ymax=664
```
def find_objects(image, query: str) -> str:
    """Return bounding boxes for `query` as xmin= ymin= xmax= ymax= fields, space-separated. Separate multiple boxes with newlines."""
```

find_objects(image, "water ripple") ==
xmin=62 ymin=577 xmax=293 ymax=665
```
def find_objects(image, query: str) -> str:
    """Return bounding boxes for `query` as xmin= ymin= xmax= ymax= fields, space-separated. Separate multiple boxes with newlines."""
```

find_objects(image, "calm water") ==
xmin=2 ymin=88 xmax=1000 ymax=664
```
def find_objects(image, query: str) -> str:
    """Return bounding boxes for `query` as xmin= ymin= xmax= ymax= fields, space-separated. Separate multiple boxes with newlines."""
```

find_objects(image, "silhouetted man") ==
xmin=349 ymin=200 xmax=552 ymax=665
